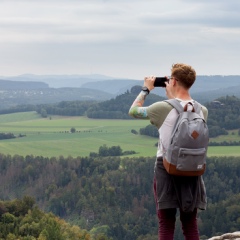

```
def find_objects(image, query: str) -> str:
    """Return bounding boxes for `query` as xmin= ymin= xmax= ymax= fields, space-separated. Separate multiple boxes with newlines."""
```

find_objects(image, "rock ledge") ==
xmin=208 ymin=231 xmax=240 ymax=240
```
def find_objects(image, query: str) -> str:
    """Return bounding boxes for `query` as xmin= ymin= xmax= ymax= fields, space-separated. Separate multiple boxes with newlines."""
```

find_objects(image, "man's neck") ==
xmin=174 ymin=91 xmax=192 ymax=101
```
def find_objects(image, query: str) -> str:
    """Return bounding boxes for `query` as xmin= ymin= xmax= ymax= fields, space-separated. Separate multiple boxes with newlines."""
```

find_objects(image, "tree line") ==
xmin=0 ymin=101 xmax=95 ymax=117
xmin=1 ymin=154 xmax=240 ymax=239
xmin=0 ymin=133 xmax=16 ymax=140
xmin=208 ymin=140 xmax=240 ymax=146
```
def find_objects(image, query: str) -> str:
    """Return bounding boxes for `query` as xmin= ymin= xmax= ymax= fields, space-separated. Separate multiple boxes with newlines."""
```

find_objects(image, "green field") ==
xmin=209 ymin=129 xmax=240 ymax=142
xmin=0 ymin=112 xmax=239 ymax=158
xmin=0 ymin=112 xmax=157 ymax=158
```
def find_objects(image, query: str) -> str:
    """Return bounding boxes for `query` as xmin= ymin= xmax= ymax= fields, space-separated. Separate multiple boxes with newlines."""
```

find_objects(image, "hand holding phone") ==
xmin=154 ymin=77 xmax=168 ymax=87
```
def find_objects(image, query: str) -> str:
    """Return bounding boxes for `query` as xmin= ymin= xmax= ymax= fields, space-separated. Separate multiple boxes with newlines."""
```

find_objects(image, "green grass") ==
xmin=0 ymin=111 xmax=41 ymax=123
xmin=0 ymin=112 xmax=239 ymax=158
xmin=207 ymin=146 xmax=240 ymax=157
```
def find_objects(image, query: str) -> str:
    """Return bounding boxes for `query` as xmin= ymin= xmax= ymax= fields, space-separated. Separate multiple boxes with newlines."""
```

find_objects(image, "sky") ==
xmin=0 ymin=0 xmax=240 ymax=79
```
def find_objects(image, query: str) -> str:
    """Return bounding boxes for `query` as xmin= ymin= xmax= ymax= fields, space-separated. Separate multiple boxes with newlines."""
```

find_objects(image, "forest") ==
xmin=0 ymin=154 xmax=240 ymax=240
xmin=0 ymin=196 xmax=96 ymax=240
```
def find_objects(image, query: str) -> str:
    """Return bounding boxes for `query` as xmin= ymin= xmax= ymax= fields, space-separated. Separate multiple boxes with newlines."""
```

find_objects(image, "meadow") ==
xmin=0 ymin=111 xmax=239 ymax=158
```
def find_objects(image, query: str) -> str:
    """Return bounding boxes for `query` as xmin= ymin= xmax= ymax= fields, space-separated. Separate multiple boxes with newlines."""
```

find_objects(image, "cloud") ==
xmin=0 ymin=0 xmax=239 ymax=77
xmin=141 ymin=1 xmax=240 ymax=28
xmin=1 ymin=0 xmax=239 ymax=43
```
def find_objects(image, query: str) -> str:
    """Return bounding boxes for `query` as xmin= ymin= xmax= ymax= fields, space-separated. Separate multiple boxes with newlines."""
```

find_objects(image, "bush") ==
xmin=131 ymin=129 xmax=138 ymax=135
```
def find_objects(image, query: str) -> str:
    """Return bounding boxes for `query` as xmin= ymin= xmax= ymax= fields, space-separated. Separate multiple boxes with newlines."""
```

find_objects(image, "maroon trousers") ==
xmin=154 ymin=178 xmax=200 ymax=240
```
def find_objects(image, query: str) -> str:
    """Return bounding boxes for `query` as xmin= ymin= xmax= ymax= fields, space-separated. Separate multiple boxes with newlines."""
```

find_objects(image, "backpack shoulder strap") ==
xmin=193 ymin=101 xmax=202 ymax=114
xmin=165 ymin=99 xmax=203 ymax=115
xmin=164 ymin=99 xmax=183 ymax=113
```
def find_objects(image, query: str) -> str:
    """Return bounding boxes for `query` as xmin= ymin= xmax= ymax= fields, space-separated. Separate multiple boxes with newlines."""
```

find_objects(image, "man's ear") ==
xmin=173 ymin=79 xmax=177 ymax=86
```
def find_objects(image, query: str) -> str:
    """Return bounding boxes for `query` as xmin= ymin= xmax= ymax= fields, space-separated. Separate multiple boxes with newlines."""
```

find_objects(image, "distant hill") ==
xmin=0 ymin=74 xmax=117 ymax=88
xmin=1 ymin=74 xmax=240 ymax=92
xmin=0 ymin=79 xmax=48 ymax=89
xmin=83 ymin=79 xmax=140 ymax=95
xmin=81 ymin=75 xmax=240 ymax=103
xmin=0 ymin=88 xmax=113 ymax=109
xmin=0 ymin=74 xmax=239 ymax=106
xmin=192 ymin=84 xmax=240 ymax=103
xmin=190 ymin=75 xmax=240 ymax=93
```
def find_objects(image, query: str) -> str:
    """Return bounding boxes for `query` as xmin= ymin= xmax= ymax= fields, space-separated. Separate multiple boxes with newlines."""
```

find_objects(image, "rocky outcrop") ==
xmin=208 ymin=231 xmax=240 ymax=240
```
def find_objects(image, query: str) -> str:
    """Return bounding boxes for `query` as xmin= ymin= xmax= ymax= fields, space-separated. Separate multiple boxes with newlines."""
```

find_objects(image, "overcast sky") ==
xmin=0 ymin=0 xmax=239 ymax=79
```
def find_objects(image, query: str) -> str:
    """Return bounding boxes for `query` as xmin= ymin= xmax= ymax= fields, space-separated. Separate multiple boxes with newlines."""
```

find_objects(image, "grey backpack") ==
xmin=163 ymin=99 xmax=209 ymax=176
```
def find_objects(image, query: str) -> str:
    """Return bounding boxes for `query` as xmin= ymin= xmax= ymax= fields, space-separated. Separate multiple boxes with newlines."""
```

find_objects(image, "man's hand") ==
xmin=144 ymin=76 xmax=155 ymax=91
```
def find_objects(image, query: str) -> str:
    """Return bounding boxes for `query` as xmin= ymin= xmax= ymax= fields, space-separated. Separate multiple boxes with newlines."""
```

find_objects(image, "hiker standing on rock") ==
xmin=129 ymin=63 xmax=208 ymax=240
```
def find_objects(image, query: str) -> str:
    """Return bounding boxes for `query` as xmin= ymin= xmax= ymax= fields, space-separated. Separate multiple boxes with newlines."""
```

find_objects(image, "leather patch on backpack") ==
xmin=191 ymin=130 xmax=199 ymax=139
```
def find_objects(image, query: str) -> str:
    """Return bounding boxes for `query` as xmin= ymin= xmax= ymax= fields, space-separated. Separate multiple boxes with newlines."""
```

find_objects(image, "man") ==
xmin=129 ymin=63 xmax=207 ymax=240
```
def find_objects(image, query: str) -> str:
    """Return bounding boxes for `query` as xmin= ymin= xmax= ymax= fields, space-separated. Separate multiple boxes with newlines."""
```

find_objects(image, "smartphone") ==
xmin=154 ymin=77 xmax=168 ymax=87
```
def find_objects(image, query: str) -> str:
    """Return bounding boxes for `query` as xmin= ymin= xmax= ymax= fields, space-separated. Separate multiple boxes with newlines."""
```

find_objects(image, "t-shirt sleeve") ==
xmin=146 ymin=101 xmax=173 ymax=129
xmin=201 ymin=105 xmax=208 ymax=121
